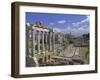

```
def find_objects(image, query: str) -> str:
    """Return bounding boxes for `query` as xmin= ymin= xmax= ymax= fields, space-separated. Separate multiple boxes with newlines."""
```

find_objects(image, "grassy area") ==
xmin=80 ymin=47 xmax=89 ymax=63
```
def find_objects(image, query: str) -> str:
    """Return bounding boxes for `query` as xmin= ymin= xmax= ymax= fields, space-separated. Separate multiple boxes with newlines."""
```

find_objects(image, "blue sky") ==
xmin=26 ymin=12 xmax=90 ymax=36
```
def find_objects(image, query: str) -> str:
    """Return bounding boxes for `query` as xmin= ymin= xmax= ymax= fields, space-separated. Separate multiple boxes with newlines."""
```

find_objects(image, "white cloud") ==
xmin=53 ymin=27 xmax=67 ymax=33
xmin=58 ymin=20 xmax=66 ymax=24
xmin=52 ymin=16 xmax=90 ymax=36
xmin=49 ymin=22 xmax=54 ymax=25
xmin=63 ymin=16 xmax=90 ymax=36
xmin=81 ymin=16 xmax=89 ymax=23
xmin=72 ymin=16 xmax=89 ymax=28
xmin=70 ymin=16 xmax=89 ymax=36
xmin=53 ymin=28 xmax=63 ymax=33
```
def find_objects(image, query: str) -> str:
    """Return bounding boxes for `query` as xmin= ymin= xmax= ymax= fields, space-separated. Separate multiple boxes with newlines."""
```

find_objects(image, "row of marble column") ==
xmin=27 ymin=29 xmax=55 ymax=57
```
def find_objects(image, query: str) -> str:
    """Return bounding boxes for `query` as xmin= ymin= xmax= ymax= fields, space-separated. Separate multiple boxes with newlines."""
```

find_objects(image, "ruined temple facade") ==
xmin=26 ymin=22 xmax=57 ymax=66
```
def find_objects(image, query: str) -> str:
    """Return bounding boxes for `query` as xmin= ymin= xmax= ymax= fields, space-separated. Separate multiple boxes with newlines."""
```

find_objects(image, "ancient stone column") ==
xmin=49 ymin=32 xmax=52 ymax=51
xmin=53 ymin=32 xmax=55 ymax=53
xmin=37 ymin=30 xmax=40 ymax=54
xmin=42 ymin=31 xmax=45 ymax=53
xmin=44 ymin=32 xmax=48 ymax=63
xmin=32 ymin=29 xmax=35 ymax=57
xmin=28 ymin=29 xmax=32 ymax=56
xmin=45 ymin=32 xmax=48 ymax=52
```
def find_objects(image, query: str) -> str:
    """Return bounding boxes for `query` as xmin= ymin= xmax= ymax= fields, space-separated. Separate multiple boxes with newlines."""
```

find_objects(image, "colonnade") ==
xmin=27 ymin=26 xmax=55 ymax=57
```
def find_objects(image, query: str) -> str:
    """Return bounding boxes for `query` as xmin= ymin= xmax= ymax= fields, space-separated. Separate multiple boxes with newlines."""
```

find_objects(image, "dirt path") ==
xmin=59 ymin=44 xmax=80 ymax=58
